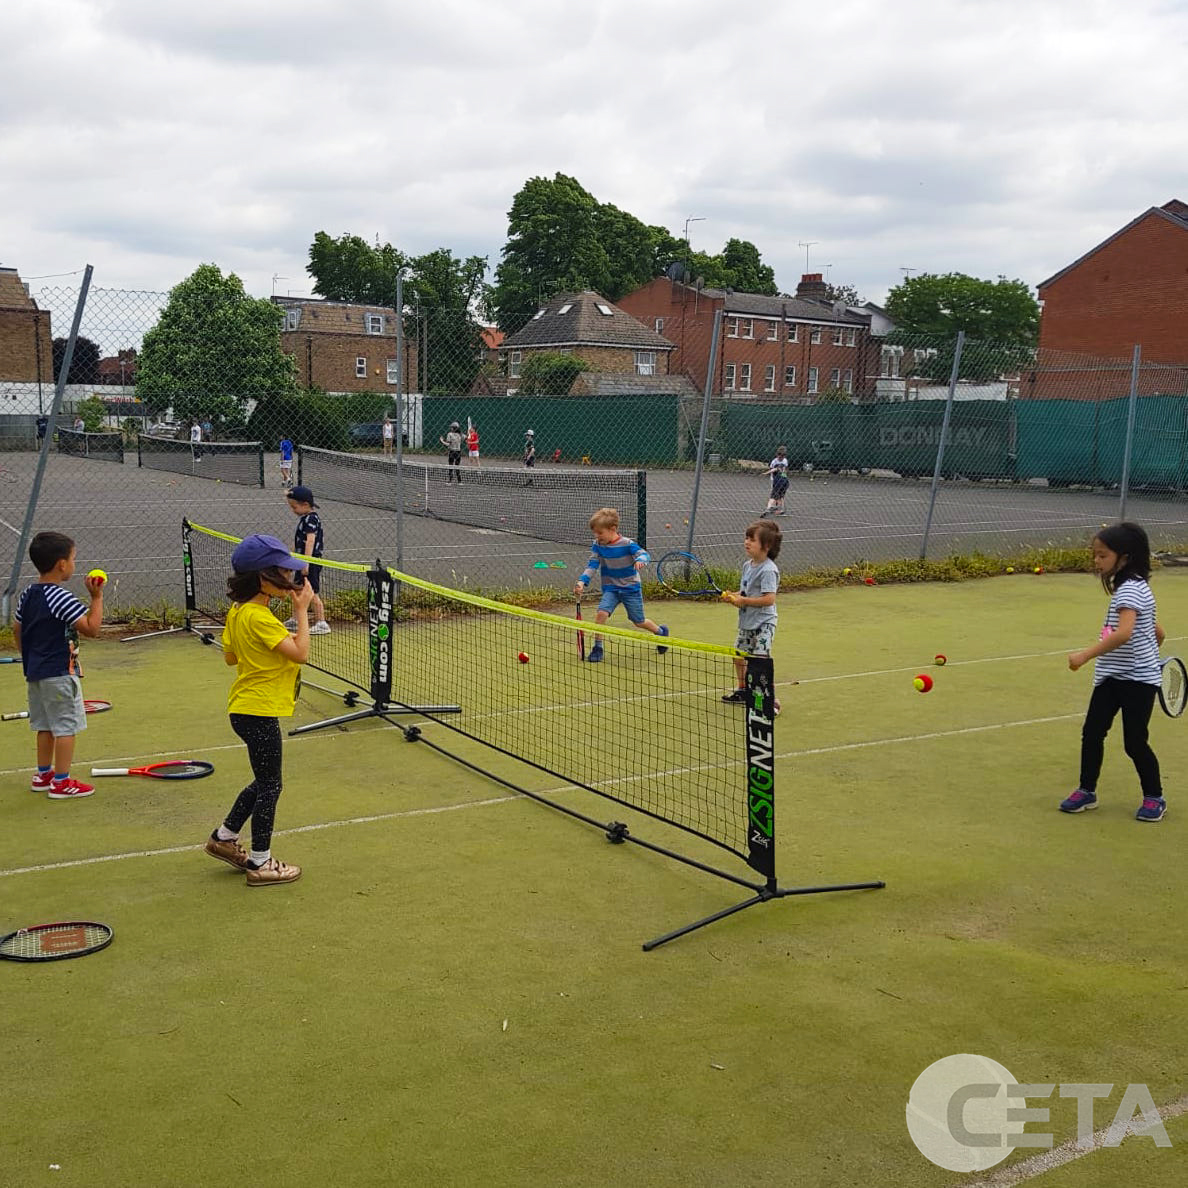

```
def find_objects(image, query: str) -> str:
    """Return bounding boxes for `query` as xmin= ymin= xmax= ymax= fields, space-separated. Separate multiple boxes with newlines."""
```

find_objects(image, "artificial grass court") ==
xmin=2 ymin=572 xmax=1187 ymax=1187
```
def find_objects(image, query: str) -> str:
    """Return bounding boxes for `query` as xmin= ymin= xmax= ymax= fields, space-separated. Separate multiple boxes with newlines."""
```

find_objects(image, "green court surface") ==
xmin=2 ymin=573 xmax=1187 ymax=1186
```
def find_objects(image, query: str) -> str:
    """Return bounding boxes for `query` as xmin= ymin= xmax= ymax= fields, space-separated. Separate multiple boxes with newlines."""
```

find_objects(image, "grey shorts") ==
xmin=736 ymin=622 xmax=776 ymax=656
xmin=26 ymin=676 xmax=87 ymax=735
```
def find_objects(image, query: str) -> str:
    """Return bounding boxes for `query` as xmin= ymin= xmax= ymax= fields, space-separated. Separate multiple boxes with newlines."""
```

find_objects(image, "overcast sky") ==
xmin=4 ymin=0 xmax=1187 ymax=311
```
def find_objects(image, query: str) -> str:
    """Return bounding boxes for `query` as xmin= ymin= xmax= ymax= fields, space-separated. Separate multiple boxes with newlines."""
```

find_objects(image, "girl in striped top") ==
xmin=1062 ymin=522 xmax=1166 ymax=821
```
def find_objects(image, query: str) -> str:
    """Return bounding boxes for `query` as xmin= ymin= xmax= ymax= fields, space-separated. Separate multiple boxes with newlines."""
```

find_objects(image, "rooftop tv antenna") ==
xmin=272 ymin=274 xmax=289 ymax=295
xmin=798 ymin=241 xmax=818 ymax=272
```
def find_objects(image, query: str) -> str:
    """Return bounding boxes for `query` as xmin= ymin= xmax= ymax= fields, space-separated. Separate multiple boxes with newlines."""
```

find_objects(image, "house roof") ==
xmin=1037 ymin=200 xmax=1188 ymax=291
xmin=480 ymin=326 xmax=504 ymax=350
xmin=577 ymin=374 xmax=701 ymax=398
xmin=673 ymin=281 xmax=869 ymax=326
xmin=272 ymin=295 xmax=395 ymax=336
xmin=503 ymin=291 xmax=674 ymax=350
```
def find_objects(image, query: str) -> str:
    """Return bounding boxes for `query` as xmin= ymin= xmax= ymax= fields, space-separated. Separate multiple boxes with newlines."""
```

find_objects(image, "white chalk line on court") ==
xmin=0 ymin=513 xmax=23 ymax=535
xmin=954 ymin=1094 xmax=1188 ymax=1186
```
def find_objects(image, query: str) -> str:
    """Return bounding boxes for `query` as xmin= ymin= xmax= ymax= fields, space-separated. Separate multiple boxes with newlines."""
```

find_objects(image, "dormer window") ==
xmin=557 ymin=304 xmax=572 ymax=314
xmin=596 ymin=303 xmax=613 ymax=316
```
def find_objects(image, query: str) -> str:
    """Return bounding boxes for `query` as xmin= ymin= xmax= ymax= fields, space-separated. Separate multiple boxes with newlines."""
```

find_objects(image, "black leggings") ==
xmin=224 ymin=714 xmax=284 ymax=851
xmin=1079 ymin=678 xmax=1162 ymax=799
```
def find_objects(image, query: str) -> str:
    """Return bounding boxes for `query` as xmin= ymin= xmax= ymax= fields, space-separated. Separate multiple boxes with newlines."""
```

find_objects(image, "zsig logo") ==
xmin=879 ymin=426 xmax=989 ymax=448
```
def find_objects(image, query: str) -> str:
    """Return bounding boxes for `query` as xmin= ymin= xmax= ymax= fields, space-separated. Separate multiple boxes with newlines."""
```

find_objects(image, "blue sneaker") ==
xmin=1136 ymin=797 xmax=1166 ymax=822
xmin=656 ymin=625 xmax=669 ymax=655
xmin=586 ymin=642 xmax=603 ymax=663
xmin=1060 ymin=789 xmax=1098 ymax=813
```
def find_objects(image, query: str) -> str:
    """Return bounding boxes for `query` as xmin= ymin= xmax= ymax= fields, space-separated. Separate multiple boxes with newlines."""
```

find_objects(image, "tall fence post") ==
xmin=394 ymin=271 xmax=405 ymax=575
xmin=919 ymin=329 xmax=965 ymax=560
xmin=684 ymin=308 xmax=724 ymax=557
xmin=3 ymin=265 xmax=93 ymax=623
xmin=1119 ymin=344 xmax=1141 ymax=521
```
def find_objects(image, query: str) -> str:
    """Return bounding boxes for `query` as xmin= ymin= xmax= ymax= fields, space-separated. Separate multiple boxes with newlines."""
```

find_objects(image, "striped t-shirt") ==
xmin=15 ymin=582 xmax=87 ymax=681
xmin=578 ymin=536 xmax=649 ymax=590
xmin=1095 ymin=577 xmax=1161 ymax=687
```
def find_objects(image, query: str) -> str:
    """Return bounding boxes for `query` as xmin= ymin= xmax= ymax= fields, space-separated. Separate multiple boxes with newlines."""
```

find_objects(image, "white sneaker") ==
xmin=310 ymin=620 xmax=331 ymax=635
xmin=284 ymin=618 xmax=297 ymax=630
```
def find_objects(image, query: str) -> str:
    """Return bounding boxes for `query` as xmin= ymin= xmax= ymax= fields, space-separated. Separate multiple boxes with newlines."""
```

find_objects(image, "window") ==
xmin=724 ymin=362 xmax=736 ymax=390
xmin=635 ymin=351 xmax=656 ymax=377
xmin=366 ymin=313 xmax=384 ymax=334
xmin=766 ymin=321 xmax=778 ymax=341
xmin=654 ymin=317 xmax=665 ymax=333
xmin=842 ymin=368 xmax=853 ymax=393
xmin=285 ymin=309 xmax=300 ymax=331
xmin=810 ymin=328 xmax=822 ymax=344
xmin=844 ymin=328 xmax=856 ymax=347
xmin=832 ymin=327 xmax=856 ymax=346
xmin=808 ymin=366 xmax=819 ymax=393
xmin=726 ymin=317 xmax=739 ymax=337
xmin=832 ymin=328 xmax=843 ymax=345
xmin=356 ymin=357 xmax=367 ymax=378
xmin=532 ymin=309 xmax=545 ymax=320
xmin=784 ymin=365 xmax=796 ymax=388
xmin=830 ymin=368 xmax=840 ymax=387
xmin=386 ymin=359 xmax=399 ymax=384
xmin=786 ymin=324 xmax=798 ymax=343
xmin=764 ymin=364 xmax=776 ymax=392
xmin=881 ymin=346 xmax=903 ymax=378
xmin=557 ymin=303 xmax=572 ymax=314
xmin=595 ymin=303 xmax=613 ymax=316
xmin=740 ymin=318 xmax=754 ymax=339
xmin=739 ymin=363 xmax=752 ymax=391
xmin=509 ymin=350 xmax=522 ymax=379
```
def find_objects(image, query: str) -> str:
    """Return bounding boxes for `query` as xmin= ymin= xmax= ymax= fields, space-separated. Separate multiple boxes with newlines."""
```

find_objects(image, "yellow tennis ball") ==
xmin=87 ymin=568 xmax=108 ymax=584
xmin=843 ymin=567 xmax=852 ymax=576
xmin=913 ymin=677 xmax=926 ymax=692
xmin=1006 ymin=566 xmax=1015 ymax=574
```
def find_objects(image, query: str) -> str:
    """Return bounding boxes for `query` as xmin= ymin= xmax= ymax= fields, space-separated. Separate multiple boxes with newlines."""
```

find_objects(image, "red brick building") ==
xmin=616 ymin=274 xmax=878 ymax=401
xmin=0 ymin=266 xmax=53 ymax=388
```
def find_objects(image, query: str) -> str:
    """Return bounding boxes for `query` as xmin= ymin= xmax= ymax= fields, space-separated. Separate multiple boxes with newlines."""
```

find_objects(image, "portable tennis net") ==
xmin=57 ymin=427 xmax=125 ymax=463
xmin=297 ymin=445 xmax=646 ymax=547
xmin=181 ymin=519 xmax=881 ymax=948
xmin=138 ymin=436 xmax=264 ymax=487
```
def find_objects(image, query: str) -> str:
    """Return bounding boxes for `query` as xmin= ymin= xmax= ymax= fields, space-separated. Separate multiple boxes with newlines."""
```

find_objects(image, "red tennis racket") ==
xmin=2 ymin=699 xmax=111 ymax=722
xmin=91 ymin=760 xmax=214 ymax=780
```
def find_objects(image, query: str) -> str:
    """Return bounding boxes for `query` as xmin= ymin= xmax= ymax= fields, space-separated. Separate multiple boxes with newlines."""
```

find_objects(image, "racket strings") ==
xmin=0 ymin=922 xmax=111 ymax=960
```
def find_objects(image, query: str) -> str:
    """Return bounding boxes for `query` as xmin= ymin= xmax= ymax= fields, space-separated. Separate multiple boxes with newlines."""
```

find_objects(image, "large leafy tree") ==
xmin=135 ymin=264 xmax=295 ymax=424
xmin=52 ymin=335 xmax=100 ymax=384
xmin=306 ymin=233 xmax=489 ymax=394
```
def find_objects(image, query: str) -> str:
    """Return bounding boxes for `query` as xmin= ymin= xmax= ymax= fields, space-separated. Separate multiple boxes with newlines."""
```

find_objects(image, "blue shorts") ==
xmin=598 ymin=585 xmax=645 ymax=623
xmin=306 ymin=564 xmax=322 ymax=594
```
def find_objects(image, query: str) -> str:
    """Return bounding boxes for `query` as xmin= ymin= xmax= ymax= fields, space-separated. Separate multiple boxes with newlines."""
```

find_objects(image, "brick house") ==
xmin=616 ymin=274 xmax=878 ymax=401
xmin=500 ymin=291 xmax=675 ymax=393
xmin=0 ymin=266 xmax=54 ymax=400
xmin=272 ymin=296 xmax=416 ymax=393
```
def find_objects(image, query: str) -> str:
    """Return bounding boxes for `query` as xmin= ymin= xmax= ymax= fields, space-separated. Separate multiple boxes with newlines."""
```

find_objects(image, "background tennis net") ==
xmin=138 ymin=436 xmax=265 ymax=487
xmin=56 ymin=427 xmax=124 ymax=463
xmin=297 ymin=445 xmax=646 ymax=547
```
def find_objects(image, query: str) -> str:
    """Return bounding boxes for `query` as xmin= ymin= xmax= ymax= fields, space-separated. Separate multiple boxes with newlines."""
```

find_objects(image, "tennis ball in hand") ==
xmin=517 ymin=652 xmax=529 ymax=664
xmin=934 ymin=653 xmax=947 ymax=666
xmin=913 ymin=674 xmax=933 ymax=693
xmin=87 ymin=568 xmax=107 ymax=585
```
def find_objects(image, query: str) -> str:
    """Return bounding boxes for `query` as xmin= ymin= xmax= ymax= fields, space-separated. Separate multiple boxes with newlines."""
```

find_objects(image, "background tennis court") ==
xmin=3 ymin=574 xmax=1186 ymax=1185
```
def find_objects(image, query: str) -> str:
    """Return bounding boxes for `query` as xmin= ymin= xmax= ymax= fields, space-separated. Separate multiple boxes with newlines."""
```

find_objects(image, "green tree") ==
xmin=720 ymin=239 xmax=778 ymax=295
xmin=307 ymin=232 xmax=407 ymax=304
xmin=408 ymin=248 xmax=488 ymax=394
xmin=884 ymin=273 xmax=1039 ymax=345
xmin=74 ymin=394 xmax=108 ymax=431
xmin=53 ymin=335 xmax=101 ymax=384
xmin=821 ymin=282 xmax=862 ymax=307
xmin=136 ymin=264 xmax=295 ymax=422
xmin=516 ymin=352 xmax=585 ymax=396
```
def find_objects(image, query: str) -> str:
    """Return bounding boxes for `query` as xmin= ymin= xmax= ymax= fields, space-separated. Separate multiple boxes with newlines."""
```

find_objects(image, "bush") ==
xmin=247 ymin=389 xmax=350 ymax=450
xmin=75 ymin=395 xmax=108 ymax=432
xmin=517 ymin=353 xmax=585 ymax=396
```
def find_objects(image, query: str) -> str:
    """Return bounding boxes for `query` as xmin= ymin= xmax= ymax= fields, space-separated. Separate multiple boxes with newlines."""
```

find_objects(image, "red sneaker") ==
xmin=31 ymin=771 xmax=54 ymax=792
xmin=47 ymin=778 xmax=95 ymax=800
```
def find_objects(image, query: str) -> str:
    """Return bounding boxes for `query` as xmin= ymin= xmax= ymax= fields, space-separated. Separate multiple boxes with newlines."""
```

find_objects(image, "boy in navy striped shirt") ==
xmin=574 ymin=507 xmax=667 ymax=663
xmin=13 ymin=531 xmax=105 ymax=798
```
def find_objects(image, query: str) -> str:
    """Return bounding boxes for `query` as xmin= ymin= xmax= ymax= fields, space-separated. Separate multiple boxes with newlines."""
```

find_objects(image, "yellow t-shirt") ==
xmin=223 ymin=600 xmax=301 ymax=717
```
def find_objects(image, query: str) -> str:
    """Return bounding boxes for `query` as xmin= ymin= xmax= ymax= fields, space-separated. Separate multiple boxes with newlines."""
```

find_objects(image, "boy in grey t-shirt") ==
xmin=722 ymin=519 xmax=782 ymax=715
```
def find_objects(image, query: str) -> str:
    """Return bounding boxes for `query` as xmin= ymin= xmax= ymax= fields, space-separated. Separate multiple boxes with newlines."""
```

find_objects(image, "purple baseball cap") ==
xmin=231 ymin=533 xmax=299 ymax=573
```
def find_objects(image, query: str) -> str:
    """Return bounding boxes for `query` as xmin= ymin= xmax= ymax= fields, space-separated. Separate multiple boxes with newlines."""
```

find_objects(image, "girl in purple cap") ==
xmin=203 ymin=533 xmax=312 ymax=886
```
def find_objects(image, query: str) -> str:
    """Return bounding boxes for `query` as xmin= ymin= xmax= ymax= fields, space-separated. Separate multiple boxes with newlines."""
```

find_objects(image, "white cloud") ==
xmin=2 ymin=0 xmax=1187 ymax=306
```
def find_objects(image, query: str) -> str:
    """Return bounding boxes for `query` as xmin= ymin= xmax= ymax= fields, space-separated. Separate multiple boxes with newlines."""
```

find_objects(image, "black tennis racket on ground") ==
xmin=575 ymin=595 xmax=586 ymax=661
xmin=3 ymin=698 xmax=111 ymax=722
xmin=91 ymin=760 xmax=214 ymax=780
xmin=1 ymin=921 xmax=113 ymax=962
xmin=1159 ymin=657 xmax=1187 ymax=718
xmin=657 ymin=550 xmax=728 ymax=599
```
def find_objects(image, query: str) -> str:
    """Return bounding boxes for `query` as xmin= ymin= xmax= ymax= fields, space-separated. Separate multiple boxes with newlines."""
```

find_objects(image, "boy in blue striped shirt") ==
xmin=574 ymin=507 xmax=667 ymax=662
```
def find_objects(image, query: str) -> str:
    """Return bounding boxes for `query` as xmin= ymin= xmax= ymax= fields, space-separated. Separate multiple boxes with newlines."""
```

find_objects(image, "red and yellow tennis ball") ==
xmin=843 ymin=567 xmax=852 ymax=576
xmin=864 ymin=576 xmax=876 ymax=586
xmin=1033 ymin=566 xmax=1044 ymax=574
xmin=934 ymin=653 xmax=947 ymax=666
xmin=517 ymin=651 xmax=529 ymax=664
xmin=87 ymin=568 xmax=108 ymax=585
xmin=913 ymin=673 xmax=933 ymax=693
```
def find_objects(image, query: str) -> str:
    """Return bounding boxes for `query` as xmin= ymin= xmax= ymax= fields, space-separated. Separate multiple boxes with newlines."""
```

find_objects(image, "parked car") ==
xmin=146 ymin=420 xmax=182 ymax=438
xmin=349 ymin=422 xmax=407 ymax=447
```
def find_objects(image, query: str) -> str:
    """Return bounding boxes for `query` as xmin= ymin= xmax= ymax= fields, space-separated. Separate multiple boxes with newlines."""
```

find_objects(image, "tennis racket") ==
xmin=575 ymin=595 xmax=586 ymax=661
xmin=1 ymin=921 xmax=113 ymax=962
xmin=657 ymin=550 xmax=727 ymax=599
xmin=1159 ymin=657 xmax=1187 ymax=718
xmin=0 ymin=657 xmax=19 ymax=664
xmin=2 ymin=698 xmax=111 ymax=722
xmin=91 ymin=760 xmax=214 ymax=780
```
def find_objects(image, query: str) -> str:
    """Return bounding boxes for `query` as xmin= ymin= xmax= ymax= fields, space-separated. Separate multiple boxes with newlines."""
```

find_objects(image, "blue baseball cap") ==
xmin=287 ymin=485 xmax=317 ymax=506
xmin=231 ymin=534 xmax=298 ymax=573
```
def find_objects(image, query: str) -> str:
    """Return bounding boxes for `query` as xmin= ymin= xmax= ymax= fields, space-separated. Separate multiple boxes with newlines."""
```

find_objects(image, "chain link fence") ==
xmin=4 ymin=273 xmax=1188 ymax=625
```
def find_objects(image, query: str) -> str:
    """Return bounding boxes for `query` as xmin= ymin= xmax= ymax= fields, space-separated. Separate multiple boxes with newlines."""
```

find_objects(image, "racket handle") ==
xmin=2 ymin=711 xmax=29 ymax=720
xmin=90 ymin=768 xmax=130 ymax=776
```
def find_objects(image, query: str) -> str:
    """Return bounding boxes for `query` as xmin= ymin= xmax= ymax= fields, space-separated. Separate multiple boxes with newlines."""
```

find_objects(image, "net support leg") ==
xmin=121 ymin=620 xmax=220 ymax=644
xmin=289 ymin=701 xmax=460 ymax=735
xmin=642 ymin=878 xmax=886 ymax=952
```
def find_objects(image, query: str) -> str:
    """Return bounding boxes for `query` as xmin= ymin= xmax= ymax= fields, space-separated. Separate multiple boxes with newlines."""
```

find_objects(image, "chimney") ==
xmin=796 ymin=273 xmax=828 ymax=301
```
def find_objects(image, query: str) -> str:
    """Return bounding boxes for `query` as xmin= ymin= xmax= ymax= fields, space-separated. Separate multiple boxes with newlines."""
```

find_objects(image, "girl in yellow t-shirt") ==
xmin=203 ymin=534 xmax=314 ymax=887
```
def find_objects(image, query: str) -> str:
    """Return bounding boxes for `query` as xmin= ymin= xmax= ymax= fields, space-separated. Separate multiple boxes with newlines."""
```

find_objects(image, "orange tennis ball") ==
xmin=913 ymin=674 xmax=933 ymax=693
xmin=517 ymin=652 xmax=529 ymax=664
xmin=665 ymin=523 xmax=672 ymax=529
xmin=87 ymin=568 xmax=108 ymax=585
xmin=934 ymin=653 xmax=947 ymax=666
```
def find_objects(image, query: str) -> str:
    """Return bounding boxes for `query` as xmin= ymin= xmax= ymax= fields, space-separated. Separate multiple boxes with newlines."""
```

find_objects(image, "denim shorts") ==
xmin=598 ymin=585 xmax=646 ymax=623
xmin=26 ymin=675 xmax=87 ymax=735
xmin=736 ymin=622 xmax=776 ymax=656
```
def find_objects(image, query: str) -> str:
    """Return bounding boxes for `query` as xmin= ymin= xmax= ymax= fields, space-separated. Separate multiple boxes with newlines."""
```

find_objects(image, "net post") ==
xmin=743 ymin=655 xmax=776 ymax=882
xmin=257 ymin=442 xmax=265 ymax=488
xmin=636 ymin=469 xmax=648 ymax=548
xmin=182 ymin=520 xmax=196 ymax=615
xmin=368 ymin=561 xmax=394 ymax=707
xmin=137 ymin=432 xmax=143 ymax=469
xmin=296 ymin=444 xmax=303 ymax=486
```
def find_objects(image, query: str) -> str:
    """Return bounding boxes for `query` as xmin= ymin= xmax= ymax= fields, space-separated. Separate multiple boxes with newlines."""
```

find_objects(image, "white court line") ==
xmin=0 ymin=513 xmax=22 ymax=535
xmin=954 ymin=1095 xmax=1188 ymax=1186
